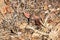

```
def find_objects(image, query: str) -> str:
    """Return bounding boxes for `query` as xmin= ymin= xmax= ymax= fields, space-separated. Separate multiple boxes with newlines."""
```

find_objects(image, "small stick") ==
xmin=26 ymin=26 xmax=49 ymax=35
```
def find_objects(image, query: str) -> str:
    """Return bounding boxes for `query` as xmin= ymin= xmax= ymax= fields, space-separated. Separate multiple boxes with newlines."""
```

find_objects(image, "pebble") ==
xmin=57 ymin=8 xmax=60 ymax=10
xmin=17 ymin=32 xmax=22 ymax=37
xmin=45 ymin=10 xmax=49 ymax=13
xmin=48 ymin=5 xmax=51 ymax=7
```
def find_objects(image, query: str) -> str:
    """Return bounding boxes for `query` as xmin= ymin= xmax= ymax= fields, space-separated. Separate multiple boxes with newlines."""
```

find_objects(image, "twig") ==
xmin=26 ymin=26 xmax=49 ymax=35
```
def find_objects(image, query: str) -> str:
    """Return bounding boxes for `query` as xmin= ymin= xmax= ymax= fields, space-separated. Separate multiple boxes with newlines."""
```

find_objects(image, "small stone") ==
xmin=11 ymin=36 xmax=15 ymax=38
xmin=45 ymin=10 xmax=49 ymax=13
xmin=57 ymin=8 xmax=60 ymax=10
xmin=17 ymin=32 xmax=22 ymax=37
xmin=48 ymin=5 xmax=51 ymax=7
xmin=30 ymin=5 xmax=35 ymax=9
xmin=17 ymin=32 xmax=22 ymax=35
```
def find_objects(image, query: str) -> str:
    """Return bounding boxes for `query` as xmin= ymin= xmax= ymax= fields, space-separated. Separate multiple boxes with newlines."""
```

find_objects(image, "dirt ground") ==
xmin=0 ymin=0 xmax=60 ymax=40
